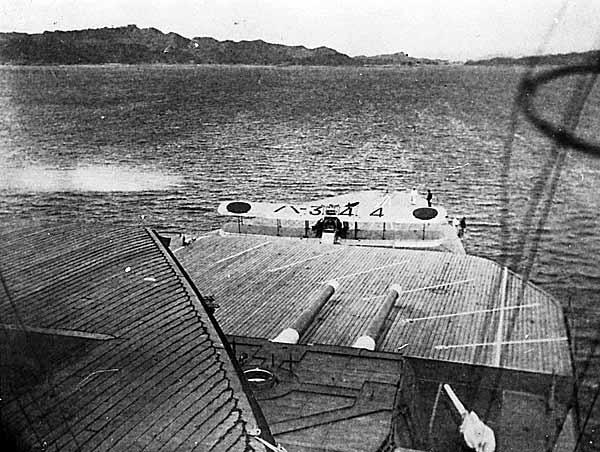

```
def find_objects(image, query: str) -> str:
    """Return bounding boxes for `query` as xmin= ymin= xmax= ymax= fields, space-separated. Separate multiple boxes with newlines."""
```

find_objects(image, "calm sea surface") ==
xmin=1 ymin=64 xmax=599 ymax=447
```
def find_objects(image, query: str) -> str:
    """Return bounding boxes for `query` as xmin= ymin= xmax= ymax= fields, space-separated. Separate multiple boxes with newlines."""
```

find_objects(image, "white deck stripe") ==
xmin=75 ymin=368 xmax=120 ymax=390
xmin=400 ymin=303 xmax=540 ymax=324
xmin=434 ymin=337 xmax=568 ymax=350
xmin=363 ymin=278 xmax=474 ymax=298
xmin=326 ymin=261 xmax=405 ymax=282
xmin=361 ymin=278 xmax=473 ymax=300
xmin=0 ymin=323 xmax=115 ymax=340
xmin=493 ymin=266 xmax=509 ymax=366
xmin=400 ymin=278 xmax=474 ymax=294
xmin=267 ymin=251 xmax=338 ymax=272
xmin=214 ymin=241 xmax=271 ymax=264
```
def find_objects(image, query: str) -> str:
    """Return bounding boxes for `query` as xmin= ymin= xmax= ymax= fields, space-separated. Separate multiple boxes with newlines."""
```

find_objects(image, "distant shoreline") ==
xmin=465 ymin=50 xmax=599 ymax=66
xmin=0 ymin=25 xmax=446 ymax=66
xmin=0 ymin=62 xmax=466 ymax=69
xmin=1 ymin=25 xmax=596 ymax=67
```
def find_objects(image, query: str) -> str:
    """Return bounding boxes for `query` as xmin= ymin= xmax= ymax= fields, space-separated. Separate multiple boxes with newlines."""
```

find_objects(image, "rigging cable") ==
xmin=572 ymin=381 xmax=600 ymax=452
xmin=506 ymin=56 xmax=600 ymax=452
xmin=481 ymin=7 xmax=599 ymax=447
xmin=498 ymin=0 xmax=572 ymax=271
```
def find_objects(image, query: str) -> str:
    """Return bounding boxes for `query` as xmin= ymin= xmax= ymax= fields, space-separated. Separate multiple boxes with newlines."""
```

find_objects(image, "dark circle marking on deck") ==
xmin=226 ymin=201 xmax=251 ymax=214
xmin=413 ymin=207 xmax=438 ymax=220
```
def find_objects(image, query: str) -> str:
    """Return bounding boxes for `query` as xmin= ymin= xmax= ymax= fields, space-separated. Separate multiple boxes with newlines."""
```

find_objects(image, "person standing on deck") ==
xmin=410 ymin=187 xmax=418 ymax=205
xmin=426 ymin=189 xmax=433 ymax=207
xmin=458 ymin=217 xmax=467 ymax=238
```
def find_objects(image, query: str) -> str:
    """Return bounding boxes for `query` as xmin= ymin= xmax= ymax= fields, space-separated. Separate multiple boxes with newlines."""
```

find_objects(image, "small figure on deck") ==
xmin=312 ymin=219 xmax=324 ymax=237
xmin=426 ymin=189 xmax=433 ymax=207
xmin=410 ymin=187 xmax=418 ymax=205
xmin=452 ymin=217 xmax=460 ymax=231
xmin=458 ymin=217 xmax=467 ymax=238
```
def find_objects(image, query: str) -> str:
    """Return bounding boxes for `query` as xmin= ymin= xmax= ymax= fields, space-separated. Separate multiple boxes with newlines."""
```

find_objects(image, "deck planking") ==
xmin=0 ymin=224 xmax=268 ymax=452
xmin=176 ymin=232 xmax=571 ymax=376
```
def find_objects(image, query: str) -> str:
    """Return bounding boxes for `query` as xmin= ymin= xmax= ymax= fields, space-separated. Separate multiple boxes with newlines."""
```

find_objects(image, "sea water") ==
xmin=0 ymin=64 xmax=599 ymax=447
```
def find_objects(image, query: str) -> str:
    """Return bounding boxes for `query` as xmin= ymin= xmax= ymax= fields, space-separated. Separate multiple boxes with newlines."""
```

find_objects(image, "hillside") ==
xmin=355 ymin=51 xmax=447 ymax=66
xmin=0 ymin=25 xmax=450 ymax=66
xmin=0 ymin=25 xmax=355 ymax=66
xmin=465 ymin=50 xmax=600 ymax=66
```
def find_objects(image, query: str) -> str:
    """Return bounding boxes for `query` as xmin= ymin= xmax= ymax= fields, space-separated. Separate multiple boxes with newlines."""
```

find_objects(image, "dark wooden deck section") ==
xmin=0 ymin=224 xmax=268 ymax=452
xmin=230 ymin=337 xmax=404 ymax=452
xmin=230 ymin=336 xmax=574 ymax=452
xmin=175 ymin=232 xmax=571 ymax=376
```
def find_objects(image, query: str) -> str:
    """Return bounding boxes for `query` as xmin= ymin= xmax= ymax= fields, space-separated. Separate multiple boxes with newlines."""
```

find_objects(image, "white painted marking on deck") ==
xmin=267 ymin=251 xmax=338 ymax=272
xmin=434 ymin=337 xmax=568 ymax=350
xmin=0 ymin=323 xmax=115 ymax=340
xmin=493 ymin=266 xmax=509 ymax=366
xmin=214 ymin=241 xmax=271 ymax=264
xmin=76 ymin=368 xmax=120 ymax=390
xmin=326 ymin=261 xmax=405 ymax=282
xmin=400 ymin=278 xmax=474 ymax=294
xmin=361 ymin=278 xmax=474 ymax=300
xmin=400 ymin=303 xmax=540 ymax=324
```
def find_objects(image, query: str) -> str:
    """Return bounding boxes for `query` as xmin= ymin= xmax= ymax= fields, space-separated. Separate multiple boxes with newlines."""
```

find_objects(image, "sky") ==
xmin=1 ymin=0 xmax=599 ymax=61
